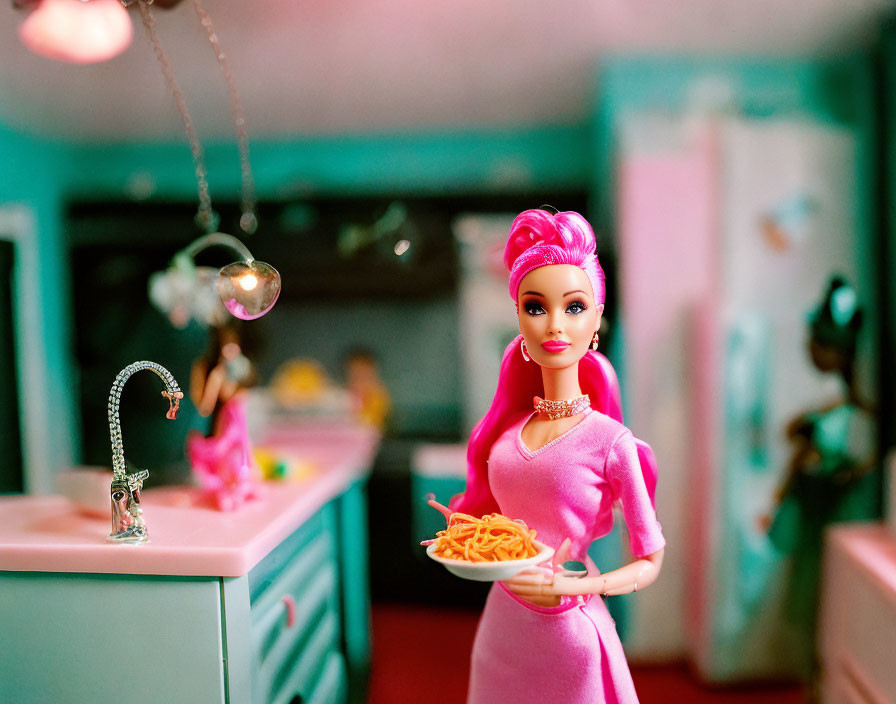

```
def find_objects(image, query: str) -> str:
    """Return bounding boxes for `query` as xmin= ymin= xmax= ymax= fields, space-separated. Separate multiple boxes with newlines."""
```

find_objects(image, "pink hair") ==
xmin=450 ymin=209 xmax=657 ymax=518
xmin=505 ymin=209 xmax=605 ymax=304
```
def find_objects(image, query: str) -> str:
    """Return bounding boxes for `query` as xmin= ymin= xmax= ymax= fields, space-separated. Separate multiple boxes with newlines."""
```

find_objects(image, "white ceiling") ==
xmin=0 ymin=0 xmax=892 ymax=141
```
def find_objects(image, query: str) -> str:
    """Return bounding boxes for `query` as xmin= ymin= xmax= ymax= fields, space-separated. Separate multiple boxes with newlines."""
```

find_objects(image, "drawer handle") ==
xmin=282 ymin=594 xmax=297 ymax=628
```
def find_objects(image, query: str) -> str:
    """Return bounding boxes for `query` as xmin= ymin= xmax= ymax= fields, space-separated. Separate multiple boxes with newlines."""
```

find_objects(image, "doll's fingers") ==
xmin=506 ymin=581 xmax=548 ymax=596
xmin=511 ymin=566 xmax=554 ymax=582
xmin=506 ymin=572 xmax=546 ymax=586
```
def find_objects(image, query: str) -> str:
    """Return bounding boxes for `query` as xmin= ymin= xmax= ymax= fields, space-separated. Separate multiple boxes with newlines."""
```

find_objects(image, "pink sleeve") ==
xmin=606 ymin=429 xmax=665 ymax=558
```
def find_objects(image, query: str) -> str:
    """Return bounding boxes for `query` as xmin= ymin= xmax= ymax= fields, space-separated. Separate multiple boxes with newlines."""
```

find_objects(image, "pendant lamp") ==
xmin=16 ymin=0 xmax=133 ymax=64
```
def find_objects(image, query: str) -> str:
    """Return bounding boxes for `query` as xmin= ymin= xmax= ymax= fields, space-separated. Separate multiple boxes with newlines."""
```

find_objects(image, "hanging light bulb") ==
xmin=216 ymin=259 xmax=280 ymax=321
xmin=16 ymin=0 xmax=133 ymax=64
xmin=128 ymin=0 xmax=275 ymax=326
xmin=149 ymin=232 xmax=281 ymax=327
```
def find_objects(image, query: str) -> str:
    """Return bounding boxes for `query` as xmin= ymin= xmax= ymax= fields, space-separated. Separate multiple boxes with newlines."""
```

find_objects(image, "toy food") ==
xmin=425 ymin=512 xmax=540 ymax=562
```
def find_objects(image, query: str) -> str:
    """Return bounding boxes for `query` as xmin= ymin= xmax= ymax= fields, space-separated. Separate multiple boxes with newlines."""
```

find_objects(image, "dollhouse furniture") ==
xmin=617 ymin=114 xmax=861 ymax=673
xmin=0 ymin=424 xmax=377 ymax=704
xmin=819 ymin=523 xmax=896 ymax=704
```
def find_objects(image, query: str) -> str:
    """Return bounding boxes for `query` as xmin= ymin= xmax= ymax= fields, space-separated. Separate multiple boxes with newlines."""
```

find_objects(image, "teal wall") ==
xmin=0 ymin=124 xmax=80 ymax=480
xmin=64 ymin=125 xmax=592 ymax=202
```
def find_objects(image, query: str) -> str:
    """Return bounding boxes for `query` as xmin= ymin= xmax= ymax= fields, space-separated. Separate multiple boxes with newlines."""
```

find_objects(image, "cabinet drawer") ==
xmin=251 ymin=532 xmax=334 ymax=660
xmin=249 ymin=503 xmax=336 ymax=602
xmin=824 ymin=668 xmax=892 ymax=704
xmin=821 ymin=528 xmax=896 ymax=704
xmin=307 ymin=651 xmax=347 ymax=704
xmin=249 ymin=502 xmax=346 ymax=704
xmin=825 ymin=569 xmax=896 ymax=700
xmin=264 ymin=610 xmax=345 ymax=704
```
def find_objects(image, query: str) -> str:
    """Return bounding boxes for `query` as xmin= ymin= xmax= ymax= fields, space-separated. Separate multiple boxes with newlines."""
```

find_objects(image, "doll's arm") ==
xmin=505 ymin=547 xmax=664 ymax=605
xmin=190 ymin=359 xmax=209 ymax=408
xmin=577 ymin=547 xmax=663 ymax=596
xmin=194 ymin=360 xmax=227 ymax=418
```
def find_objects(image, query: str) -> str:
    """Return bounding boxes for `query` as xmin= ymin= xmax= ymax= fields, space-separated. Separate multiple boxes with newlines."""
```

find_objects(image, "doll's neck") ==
xmin=540 ymin=364 xmax=583 ymax=402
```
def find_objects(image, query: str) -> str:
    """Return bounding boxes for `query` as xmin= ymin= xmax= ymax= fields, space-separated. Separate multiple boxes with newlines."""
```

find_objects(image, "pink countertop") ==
xmin=828 ymin=523 xmax=896 ymax=607
xmin=0 ymin=423 xmax=379 ymax=578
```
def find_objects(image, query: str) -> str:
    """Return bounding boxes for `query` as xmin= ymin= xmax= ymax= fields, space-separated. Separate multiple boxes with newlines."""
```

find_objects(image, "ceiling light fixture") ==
xmin=14 ymin=0 xmax=276 ymax=322
xmin=15 ymin=0 xmax=134 ymax=64
xmin=129 ymin=0 xmax=276 ymax=323
xmin=149 ymin=233 xmax=281 ymax=328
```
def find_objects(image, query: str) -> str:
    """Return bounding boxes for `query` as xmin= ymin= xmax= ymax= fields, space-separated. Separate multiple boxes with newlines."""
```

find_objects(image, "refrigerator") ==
xmin=616 ymin=114 xmax=868 ymax=678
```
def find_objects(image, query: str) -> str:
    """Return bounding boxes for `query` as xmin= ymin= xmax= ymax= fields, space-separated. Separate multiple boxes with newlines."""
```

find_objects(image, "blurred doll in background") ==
xmin=448 ymin=209 xmax=664 ymax=704
xmin=187 ymin=319 xmax=262 ymax=510
xmin=767 ymin=275 xmax=877 ymax=673
xmin=344 ymin=346 xmax=391 ymax=431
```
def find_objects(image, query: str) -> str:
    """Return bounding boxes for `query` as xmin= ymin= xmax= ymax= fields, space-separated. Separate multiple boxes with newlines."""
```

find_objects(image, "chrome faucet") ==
xmin=107 ymin=361 xmax=183 ymax=544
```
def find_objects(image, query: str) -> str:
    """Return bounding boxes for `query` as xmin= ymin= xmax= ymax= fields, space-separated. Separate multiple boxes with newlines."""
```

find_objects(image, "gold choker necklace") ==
xmin=533 ymin=394 xmax=590 ymax=420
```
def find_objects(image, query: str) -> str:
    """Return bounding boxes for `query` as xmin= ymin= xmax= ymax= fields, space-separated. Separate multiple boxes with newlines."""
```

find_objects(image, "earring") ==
xmin=590 ymin=331 xmax=600 ymax=351
xmin=521 ymin=339 xmax=531 ymax=362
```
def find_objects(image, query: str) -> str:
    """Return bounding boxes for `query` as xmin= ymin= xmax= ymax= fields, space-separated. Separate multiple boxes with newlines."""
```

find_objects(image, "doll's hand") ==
xmin=503 ymin=567 xmax=562 ymax=607
xmin=502 ymin=538 xmax=590 ymax=606
xmin=502 ymin=566 xmax=591 ymax=606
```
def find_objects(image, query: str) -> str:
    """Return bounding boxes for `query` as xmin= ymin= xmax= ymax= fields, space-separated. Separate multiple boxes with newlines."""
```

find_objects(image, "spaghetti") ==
xmin=425 ymin=510 xmax=540 ymax=562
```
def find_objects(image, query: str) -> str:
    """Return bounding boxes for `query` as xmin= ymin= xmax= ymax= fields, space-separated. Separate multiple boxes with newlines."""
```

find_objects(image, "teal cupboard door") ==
xmin=0 ymin=572 xmax=228 ymax=704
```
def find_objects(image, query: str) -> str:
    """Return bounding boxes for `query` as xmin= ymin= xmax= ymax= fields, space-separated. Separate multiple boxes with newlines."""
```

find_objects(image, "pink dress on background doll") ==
xmin=449 ymin=209 xmax=664 ymax=704
xmin=187 ymin=323 xmax=262 ymax=511
xmin=187 ymin=396 xmax=261 ymax=511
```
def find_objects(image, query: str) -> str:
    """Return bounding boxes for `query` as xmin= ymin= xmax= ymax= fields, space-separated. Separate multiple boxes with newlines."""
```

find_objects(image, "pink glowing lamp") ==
xmin=17 ymin=0 xmax=133 ymax=64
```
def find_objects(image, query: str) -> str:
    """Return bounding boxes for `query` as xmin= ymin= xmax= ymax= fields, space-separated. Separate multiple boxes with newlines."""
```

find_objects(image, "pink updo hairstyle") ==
xmin=505 ymin=209 xmax=605 ymax=307
xmin=450 ymin=208 xmax=657 ymax=518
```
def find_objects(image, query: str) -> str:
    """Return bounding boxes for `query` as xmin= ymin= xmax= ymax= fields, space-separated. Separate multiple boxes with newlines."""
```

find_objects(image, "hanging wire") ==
xmin=135 ymin=0 xmax=217 ymax=233
xmin=191 ymin=0 xmax=257 ymax=234
xmin=134 ymin=0 xmax=258 ymax=234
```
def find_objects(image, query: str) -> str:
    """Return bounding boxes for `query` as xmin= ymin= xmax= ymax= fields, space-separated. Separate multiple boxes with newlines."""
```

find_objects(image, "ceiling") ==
xmin=0 ymin=0 xmax=892 ymax=141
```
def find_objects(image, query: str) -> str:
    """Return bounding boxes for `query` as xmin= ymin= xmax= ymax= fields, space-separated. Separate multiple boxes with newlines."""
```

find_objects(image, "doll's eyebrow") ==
xmin=563 ymin=289 xmax=588 ymax=297
xmin=520 ymin=290 xmax=543 ymax=297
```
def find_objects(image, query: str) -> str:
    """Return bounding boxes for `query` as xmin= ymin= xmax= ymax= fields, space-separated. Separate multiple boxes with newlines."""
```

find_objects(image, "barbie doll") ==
xmin=187 ymin=320 xmax=261 ymax=510
xmin=767 ymin=276 xmax=876 ymax=673
xmin=449 ymin=209 xmax=664 ymax=704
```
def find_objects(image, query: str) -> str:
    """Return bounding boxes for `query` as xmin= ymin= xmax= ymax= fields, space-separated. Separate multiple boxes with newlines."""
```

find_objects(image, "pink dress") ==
xmin=467 ymin=409 xmax=664 ymax=704
xmin=186 ymin=396 xmax=261 ymax=511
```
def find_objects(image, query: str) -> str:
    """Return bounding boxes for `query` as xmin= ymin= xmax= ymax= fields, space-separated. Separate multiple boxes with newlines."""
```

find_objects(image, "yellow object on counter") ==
xmin=270 ymin=359 xmax=330 ymax=406
xmin=253 ymin=447 xmax=317 ymax=482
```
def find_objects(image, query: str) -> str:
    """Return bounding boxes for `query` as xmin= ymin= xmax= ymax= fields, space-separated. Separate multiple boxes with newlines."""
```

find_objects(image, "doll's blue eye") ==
xmin=566 ymin=301 xmax=587 ymax=314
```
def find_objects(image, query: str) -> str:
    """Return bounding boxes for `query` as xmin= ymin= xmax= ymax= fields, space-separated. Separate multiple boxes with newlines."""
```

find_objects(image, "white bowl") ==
xmin=426 ymin=540 xmax=554 ymax=582
xmin=56 ymin=467 xmax=112 ymax=518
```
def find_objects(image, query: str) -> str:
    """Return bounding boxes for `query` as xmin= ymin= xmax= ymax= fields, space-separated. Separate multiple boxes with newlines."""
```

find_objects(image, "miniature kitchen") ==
xmin=3 ymin=3 xmax=896 ymax=704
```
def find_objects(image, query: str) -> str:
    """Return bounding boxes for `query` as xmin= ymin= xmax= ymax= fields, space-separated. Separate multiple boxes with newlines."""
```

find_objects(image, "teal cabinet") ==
xmin=0 ymin=480 xmax=370 ymax=704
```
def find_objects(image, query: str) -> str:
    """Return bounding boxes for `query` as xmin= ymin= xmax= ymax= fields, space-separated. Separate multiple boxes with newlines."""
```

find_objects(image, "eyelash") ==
xmin=523 ymin=300 xmax=588 ymax=316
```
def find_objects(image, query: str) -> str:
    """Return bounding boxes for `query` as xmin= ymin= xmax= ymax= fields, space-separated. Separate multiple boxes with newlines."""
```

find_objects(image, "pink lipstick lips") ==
xmin=541 ymin=340 xmax=570 ymax=353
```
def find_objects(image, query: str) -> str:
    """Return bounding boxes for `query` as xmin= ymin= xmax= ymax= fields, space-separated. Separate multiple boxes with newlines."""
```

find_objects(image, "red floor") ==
xmin=367 ymin=603 xmax=808 ymax=704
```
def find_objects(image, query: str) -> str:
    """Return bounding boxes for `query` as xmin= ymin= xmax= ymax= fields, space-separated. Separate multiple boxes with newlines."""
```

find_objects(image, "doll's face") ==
xmin=517 ymin=264 xmax=602 ymax=370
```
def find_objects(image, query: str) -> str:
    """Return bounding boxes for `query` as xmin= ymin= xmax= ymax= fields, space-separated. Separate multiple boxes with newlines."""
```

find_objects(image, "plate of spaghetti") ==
xmin=422 ymin=510 xmax=554 ymax=582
